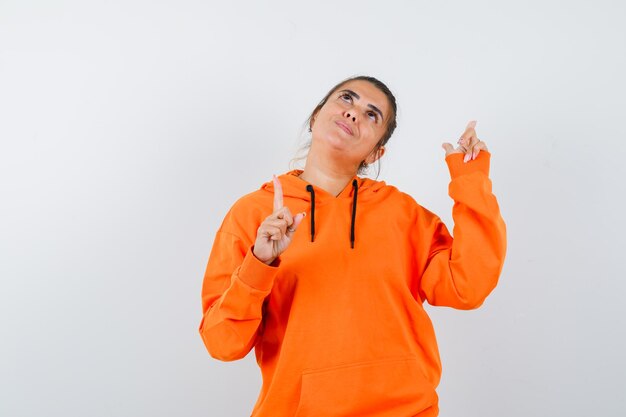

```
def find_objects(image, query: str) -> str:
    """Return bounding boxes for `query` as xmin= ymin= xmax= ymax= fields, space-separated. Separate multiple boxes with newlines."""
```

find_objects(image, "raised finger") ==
xmin=272 ymin=174 xmax=283 ymax=213
xmin=458 ymin=120 xmax=478 ymax=146
xmin=459 ymin=131 xmax=477 ymax=147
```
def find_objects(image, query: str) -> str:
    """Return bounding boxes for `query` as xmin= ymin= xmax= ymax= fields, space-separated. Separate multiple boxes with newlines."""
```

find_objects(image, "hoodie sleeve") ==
xmin=418 ymin=151 xmax=507 ymax=310
xmin=198 ymin=226 xmax=279 ymax=361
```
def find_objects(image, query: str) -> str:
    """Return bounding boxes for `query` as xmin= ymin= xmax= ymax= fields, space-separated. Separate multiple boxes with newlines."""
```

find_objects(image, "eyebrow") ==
xmin=338 ymin=89 xmax=385 ymax=121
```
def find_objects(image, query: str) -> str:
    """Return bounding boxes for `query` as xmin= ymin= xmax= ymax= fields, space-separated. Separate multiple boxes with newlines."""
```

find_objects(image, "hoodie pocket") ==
xmin=293 ymin=355 xmax=436 ymax=417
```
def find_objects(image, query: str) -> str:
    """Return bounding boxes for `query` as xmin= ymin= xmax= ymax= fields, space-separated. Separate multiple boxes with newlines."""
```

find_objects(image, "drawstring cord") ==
xmin=350 ymin=179 xmax=358 ymax=249
xmin=304 ymin=180 xmax=359 ymax=249
xmin=306 ymin=184 xmax=315 ymax=243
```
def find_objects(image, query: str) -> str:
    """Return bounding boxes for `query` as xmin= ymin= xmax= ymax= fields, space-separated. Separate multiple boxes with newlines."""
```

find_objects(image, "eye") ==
xmin=367 ymin=111 xmax=378 ymax=122
xmin=339 ymin=93 xmax=352 ymax=102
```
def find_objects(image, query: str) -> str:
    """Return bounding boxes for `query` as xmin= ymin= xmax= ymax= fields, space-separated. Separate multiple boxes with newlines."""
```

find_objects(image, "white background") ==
xmin=1 ymin=0 xmax=625 ymax=416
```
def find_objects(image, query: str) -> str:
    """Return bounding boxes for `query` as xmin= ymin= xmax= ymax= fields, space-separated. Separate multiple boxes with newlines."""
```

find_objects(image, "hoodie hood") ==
xmin=260 ymin=169 xmax=388 ymax=202
xmin=259 ymin=169 xmax=389 ymax=249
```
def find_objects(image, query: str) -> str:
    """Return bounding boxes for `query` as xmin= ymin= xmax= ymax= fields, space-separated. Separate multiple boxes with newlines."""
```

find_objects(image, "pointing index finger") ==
xmin=458 ymin=120 xmax=478 ymax=146
xmin=272 ymin=174 xmax=283 ymax=212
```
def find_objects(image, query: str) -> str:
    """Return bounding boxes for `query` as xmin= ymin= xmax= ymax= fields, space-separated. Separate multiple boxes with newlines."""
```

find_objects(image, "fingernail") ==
xmin=464 ymin=153 xmax=470 ymax=163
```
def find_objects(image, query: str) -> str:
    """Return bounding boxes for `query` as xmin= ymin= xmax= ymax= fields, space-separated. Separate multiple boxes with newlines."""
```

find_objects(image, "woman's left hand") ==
xmin=441 ymin=120 xmax=489 ymax=163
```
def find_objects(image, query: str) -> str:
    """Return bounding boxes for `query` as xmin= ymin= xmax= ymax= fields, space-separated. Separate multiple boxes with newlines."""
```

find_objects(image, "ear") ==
xmin=365 ymin=146 xmax=385 ymax=164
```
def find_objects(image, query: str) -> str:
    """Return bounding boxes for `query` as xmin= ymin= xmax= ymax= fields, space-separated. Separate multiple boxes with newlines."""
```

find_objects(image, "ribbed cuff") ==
xmin=445 ymin=151 xmax=491 ymax=179
xmin=236 ymin=246 xmax=280 ymax=292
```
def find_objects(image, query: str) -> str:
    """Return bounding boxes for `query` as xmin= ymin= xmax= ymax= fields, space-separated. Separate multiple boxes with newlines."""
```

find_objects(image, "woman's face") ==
xmin=310 ymin=80 xmax=390 ymax=170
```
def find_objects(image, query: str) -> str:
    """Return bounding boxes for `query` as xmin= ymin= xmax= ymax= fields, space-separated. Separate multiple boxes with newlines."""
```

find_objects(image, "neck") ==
xmin=299 ymin=147 xmax=359 ymax=197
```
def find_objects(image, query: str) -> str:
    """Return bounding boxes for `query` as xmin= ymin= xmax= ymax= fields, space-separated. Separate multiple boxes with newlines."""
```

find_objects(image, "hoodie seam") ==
xmin=216 ymin=228 xmax=245 ymax=242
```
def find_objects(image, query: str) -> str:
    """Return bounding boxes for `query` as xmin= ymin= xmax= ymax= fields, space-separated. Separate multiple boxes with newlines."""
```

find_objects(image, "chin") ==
xmin=316 ymin=126 xmax=353 ymax=146
xmin=315 ymin=134 xmax=350 ymax=153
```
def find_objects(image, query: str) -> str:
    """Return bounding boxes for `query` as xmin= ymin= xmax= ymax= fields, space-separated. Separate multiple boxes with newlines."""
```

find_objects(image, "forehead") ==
xmin=336 ymin=80 xmax=390 ymax=116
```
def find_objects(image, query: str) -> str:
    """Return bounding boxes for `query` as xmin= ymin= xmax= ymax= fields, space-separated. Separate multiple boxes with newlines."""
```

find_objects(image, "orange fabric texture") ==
xmin=198 ymin=151 xmax=507 ymax=417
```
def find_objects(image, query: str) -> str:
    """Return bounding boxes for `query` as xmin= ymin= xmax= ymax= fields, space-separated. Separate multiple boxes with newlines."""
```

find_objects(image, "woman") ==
xmin=198 ymin=75 xmax=507 ymax=417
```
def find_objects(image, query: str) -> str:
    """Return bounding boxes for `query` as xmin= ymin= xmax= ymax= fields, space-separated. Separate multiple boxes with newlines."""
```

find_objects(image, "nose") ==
xmin=344 ymin=109 xmax=356 ymax=123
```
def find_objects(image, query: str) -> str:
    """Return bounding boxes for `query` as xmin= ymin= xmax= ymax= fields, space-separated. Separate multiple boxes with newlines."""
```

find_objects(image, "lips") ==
xmin=335 ymin=121 xmax=353 ymax=136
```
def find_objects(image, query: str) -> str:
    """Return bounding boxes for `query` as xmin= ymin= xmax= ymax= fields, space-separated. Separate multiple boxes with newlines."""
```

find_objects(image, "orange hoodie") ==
xmin=198 ymin=151 xmax=507 ymax=417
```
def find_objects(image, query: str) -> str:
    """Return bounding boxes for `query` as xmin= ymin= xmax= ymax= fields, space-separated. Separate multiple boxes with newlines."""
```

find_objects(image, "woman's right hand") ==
xmin=441 ymin=120 xmax=489 ymax=162
xmin=253 ymin=175 xmax=306 ymax=265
